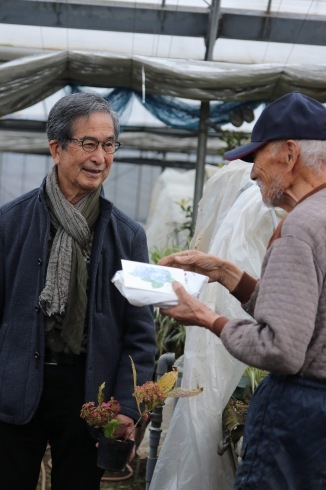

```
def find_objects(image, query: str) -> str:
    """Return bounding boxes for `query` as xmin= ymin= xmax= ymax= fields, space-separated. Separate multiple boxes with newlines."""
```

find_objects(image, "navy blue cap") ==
xmin=224 ymin=91 xmax=326 ymax=163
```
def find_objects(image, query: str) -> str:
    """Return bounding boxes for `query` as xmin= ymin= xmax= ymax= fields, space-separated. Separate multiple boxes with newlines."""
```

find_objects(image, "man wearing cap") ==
xmin=159 ymin=91 xmax=326 ymax=489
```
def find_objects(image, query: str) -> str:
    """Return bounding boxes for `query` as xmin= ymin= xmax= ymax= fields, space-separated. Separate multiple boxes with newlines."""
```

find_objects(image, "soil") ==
xmin=37 ymin=447 xmax=147 ymax=490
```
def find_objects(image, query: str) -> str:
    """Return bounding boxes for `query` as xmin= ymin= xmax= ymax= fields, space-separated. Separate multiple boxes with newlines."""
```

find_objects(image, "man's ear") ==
xmin=285 ymin=140 xmax=300 ymax=170
xmin=48 ymin=140 xmax=61 ymax=164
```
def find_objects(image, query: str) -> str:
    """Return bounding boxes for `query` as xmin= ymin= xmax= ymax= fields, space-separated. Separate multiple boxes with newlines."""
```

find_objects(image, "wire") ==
xmin=39 ymin=10 xmax=49 ymax=121
xmin=131 ymin=0 xmax=137 ymax=58
xmin=65 ymin=0 xmax=70 ymax=53
xmin=167 ymin=0 xmax=181 ymax=59
xmin=261 ymin=0 xmax=280 ymax=63
xmin=265 ymin=0 xmax=316 ymax=100
xmin=281 ymin=0 xmax=315 ymax=66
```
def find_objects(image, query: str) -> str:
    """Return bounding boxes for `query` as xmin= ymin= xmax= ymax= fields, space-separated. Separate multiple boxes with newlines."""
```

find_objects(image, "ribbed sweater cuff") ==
xmin=230 ymin=271 xmax=257 ymax=304
xmin=211 ymin=316 xmax=229 ymax=337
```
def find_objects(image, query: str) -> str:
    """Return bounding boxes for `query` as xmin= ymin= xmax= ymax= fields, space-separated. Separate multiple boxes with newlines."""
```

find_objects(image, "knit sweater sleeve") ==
xmin=220 ymin=234 xmax=321 ymax=375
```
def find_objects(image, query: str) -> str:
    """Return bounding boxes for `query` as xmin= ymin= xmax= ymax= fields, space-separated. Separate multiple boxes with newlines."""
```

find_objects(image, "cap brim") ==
xmin=224 ymin=141 xmax=268 ymax=163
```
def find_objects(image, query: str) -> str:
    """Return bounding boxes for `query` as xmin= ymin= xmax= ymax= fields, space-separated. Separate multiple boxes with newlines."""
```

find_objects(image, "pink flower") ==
xmin=133 ymin=381 xmax=165 ymax=411
xmin=80 ymin=398 xmax=121 ymax=428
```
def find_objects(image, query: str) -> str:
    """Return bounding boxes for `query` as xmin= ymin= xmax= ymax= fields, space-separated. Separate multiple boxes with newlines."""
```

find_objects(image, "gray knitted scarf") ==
xmin=39 ymin=165 xmax=101 ymax=353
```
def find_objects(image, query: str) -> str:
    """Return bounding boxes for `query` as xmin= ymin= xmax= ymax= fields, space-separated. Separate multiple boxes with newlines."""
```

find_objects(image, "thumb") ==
xmin=172 ymin=280 xmax=187 ymax=297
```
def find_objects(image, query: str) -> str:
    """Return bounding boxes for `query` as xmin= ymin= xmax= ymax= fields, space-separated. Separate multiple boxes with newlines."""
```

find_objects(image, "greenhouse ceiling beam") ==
xmin=0 ymin=1 xmax=325 ymax=45
xmin=114 ymin=157 xmax=197 ymax=170
xmin=220 ymin=9 xmax=326 ymax=46
xmin=0 ymin=119 xmax=226 ymax=140
xmin=0 ymin=123 xmax=228 ymax=156
xmin=0 ymin=0 xmax=208 ymax=37
xmin=0 ymin=144 xmax=200 ymax=169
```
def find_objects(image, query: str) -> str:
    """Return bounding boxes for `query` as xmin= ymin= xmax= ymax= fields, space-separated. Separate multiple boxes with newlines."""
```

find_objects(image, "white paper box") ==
xmin=112 ymin=260 xmax=208 ymax=308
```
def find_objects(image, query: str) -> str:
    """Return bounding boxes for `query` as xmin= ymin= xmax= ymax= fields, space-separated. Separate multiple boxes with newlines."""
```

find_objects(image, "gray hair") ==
xmin=269 ymin=139 xmax=326 ymax=172
xmin=46 ymin=92 xmax=120 ymax=148
xmin=296 ymin=140 xmax=326 ymax=172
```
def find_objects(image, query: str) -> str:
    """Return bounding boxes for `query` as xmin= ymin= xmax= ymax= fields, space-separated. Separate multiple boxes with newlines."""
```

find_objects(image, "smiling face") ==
xmin=49 ymin=112 xmax=115 ymax=204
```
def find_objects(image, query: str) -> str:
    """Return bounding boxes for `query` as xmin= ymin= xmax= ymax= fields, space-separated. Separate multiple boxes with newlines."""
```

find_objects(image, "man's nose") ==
xmin=90 ymin=145 xmax=106 ymax=163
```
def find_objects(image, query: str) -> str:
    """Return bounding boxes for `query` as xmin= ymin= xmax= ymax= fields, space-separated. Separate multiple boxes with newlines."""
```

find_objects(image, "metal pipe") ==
xmin=145 ymin=353 xmax=176 ymax=489
xmin=192 ymin=101 xmax=209 ymax=228
xmin=191 ymin=0 xmax=221 ymax=232
xmin=156 ymin=352 xmax=176 ymax=380
xmin=205 ymin=0 xmax=221 ymax=61
xmin=145 ymin=406 xmax=163 ymax=490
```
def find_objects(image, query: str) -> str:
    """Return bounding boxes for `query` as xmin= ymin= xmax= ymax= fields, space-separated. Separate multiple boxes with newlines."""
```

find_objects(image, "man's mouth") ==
xmin=83 ymin=168 xmax=101 ymax=175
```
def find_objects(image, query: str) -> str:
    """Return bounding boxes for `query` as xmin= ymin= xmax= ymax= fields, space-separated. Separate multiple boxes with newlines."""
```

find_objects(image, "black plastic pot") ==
xmin=97 ymin=434 xmax=135 ymax=472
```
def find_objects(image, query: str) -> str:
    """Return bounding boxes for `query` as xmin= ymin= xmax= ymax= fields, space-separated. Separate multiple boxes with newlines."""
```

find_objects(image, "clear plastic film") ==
xmin=149 ymin=161 xmax=286 ymax=490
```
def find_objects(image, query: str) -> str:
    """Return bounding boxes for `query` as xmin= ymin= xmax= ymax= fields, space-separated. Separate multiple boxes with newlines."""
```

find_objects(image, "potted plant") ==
xmin=218 ymin=367 xmax=268 ymax=472
xmin=81 ymin=356 xmax=202 ymax=472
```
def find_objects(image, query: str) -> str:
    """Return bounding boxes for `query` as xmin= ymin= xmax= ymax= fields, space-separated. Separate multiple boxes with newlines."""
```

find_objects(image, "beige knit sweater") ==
xmin=220 ymin=186 xmax=326 ymax=380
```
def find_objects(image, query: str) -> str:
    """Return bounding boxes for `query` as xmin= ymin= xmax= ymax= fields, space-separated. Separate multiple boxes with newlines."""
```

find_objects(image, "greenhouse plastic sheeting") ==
xmin=0 ymin=130 xmax=227 ymax=155
xmin=1 ymin=50 xmax=326 ymax=117
xmin=149 ymin=161 xmax=286 ymax=490
xmin=145 ymin=165 xmax=218 ymax=253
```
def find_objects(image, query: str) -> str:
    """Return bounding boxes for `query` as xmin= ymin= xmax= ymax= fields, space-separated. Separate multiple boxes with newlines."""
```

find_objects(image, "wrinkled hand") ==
xmin=160 ymin=281 xmax=219 ymax=329
xmin=114 ymin=414 xmax=135 ymax=440
xmin=159 ymin=249 xmax=242 ymax=292
xmin=95 ymin=414 xmax=136 ymax=462
xmin=115 ymin=414 xmax=136 ymax=462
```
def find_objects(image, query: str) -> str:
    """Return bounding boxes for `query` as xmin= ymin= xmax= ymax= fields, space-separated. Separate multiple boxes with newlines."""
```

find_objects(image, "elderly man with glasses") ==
xmin=0 ymin=92 xmax=156 ymax=490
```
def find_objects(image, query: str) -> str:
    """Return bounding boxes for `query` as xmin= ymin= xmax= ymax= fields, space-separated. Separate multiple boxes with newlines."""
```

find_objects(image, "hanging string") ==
xmin=141 ymin=66 xmax=146 ymax=103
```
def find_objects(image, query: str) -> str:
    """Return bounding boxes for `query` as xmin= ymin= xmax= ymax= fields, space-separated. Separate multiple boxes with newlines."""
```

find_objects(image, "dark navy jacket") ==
xmin=0 ymin=181 xmax=156 ymax=426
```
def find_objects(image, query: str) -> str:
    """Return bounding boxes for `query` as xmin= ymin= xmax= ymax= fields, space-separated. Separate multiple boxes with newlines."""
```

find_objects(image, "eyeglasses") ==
xmin=69 ymin=137 xmax=121 ymax=154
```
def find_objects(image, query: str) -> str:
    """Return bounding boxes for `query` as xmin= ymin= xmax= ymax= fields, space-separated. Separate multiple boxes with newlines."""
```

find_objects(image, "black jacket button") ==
xmin=34 ymin=352 xmax=40 ymax=359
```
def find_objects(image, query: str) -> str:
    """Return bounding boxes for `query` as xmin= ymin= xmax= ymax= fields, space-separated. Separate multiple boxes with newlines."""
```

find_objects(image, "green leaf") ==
xmin=103 ymin=419 xmax=123 ymax=439
xmin=244 ymin=366 xmax=268 ymax=393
